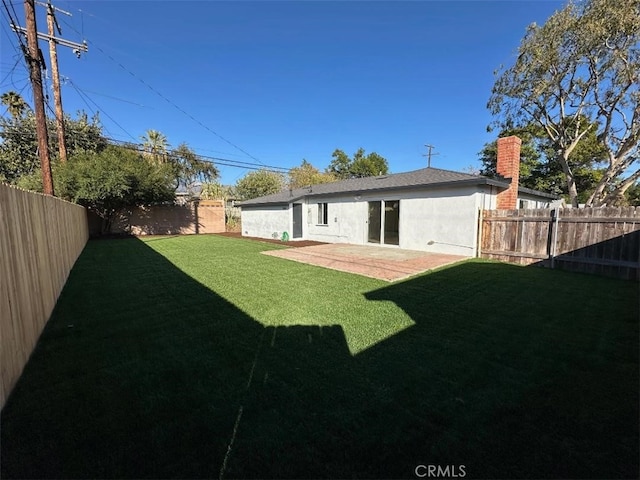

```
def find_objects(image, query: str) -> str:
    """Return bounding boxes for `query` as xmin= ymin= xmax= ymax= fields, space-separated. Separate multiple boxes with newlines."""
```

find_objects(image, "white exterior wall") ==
xmin=303 ymin=185 xmax=498 ymax=256
xmin=241 ymin=204 xmax=291 ymax=240
xmin=304 ymin=195 xmax=367 ymax=244
xmin=241 ymin=184 xmax=554 ymax=256
xmin=398 ymin=186 xmax=484 ymax=256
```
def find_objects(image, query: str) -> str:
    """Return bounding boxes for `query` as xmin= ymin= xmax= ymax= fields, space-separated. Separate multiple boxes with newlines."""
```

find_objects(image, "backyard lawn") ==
xmin=1 ymin=235 xmax=638 ymax=479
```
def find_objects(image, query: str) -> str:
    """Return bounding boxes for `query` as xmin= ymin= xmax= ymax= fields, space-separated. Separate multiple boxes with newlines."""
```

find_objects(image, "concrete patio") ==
xmin=262 ymin=243 xmax=466 ymax=281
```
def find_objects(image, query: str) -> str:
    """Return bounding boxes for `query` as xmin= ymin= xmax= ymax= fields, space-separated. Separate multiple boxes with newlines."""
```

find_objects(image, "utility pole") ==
xmin=423 ymin=144 xmax=440 ymax=168
xmin=13 ymin=2 xmax=87 ymax=165
xmin=23 ymin=0 xmax=54 ymax=195
xmin=45 ymin=0 xmax=67 ymax=162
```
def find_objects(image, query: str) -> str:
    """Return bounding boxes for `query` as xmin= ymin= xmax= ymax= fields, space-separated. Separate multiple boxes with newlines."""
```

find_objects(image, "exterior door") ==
xmin=368 ymin=201 xmax=381 ymax=243
xmin=368 ymin=200 xmax=400 ymax=245
xmin=384 ymin=201 xmax=400 ymax=245
xmin=292 ymin=203 xmax=303 ymax=238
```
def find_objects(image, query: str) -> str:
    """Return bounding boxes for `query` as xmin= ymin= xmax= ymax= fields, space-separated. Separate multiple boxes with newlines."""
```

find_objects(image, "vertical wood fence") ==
xmin=480 ymin=207 xmax=640 ymax=280
xmin=0 ymin=183 xmax=89 ymax=408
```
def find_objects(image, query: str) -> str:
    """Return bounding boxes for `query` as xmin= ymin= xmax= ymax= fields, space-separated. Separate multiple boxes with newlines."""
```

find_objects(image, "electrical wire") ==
xmin=66 ymin=78 xmax=137 ymax=141
xmin=0 ymin=125 xmax=291 ymax=175
xmin=0 ymin=56 xmax=23 ymax=87
xmin=1 ymin=3 xmax=293 ymax=176
xmin=105 ymin=136 xmax=290 ymax=174
xmin=57 ymin=14 xmax=268 ymax=168
xmin=2 ymin=0 xmax=28 ymax=55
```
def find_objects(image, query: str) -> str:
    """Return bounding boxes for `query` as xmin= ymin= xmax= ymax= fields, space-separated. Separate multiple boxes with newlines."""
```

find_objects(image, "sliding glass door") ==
xmin=384 ymin=201 xmax=400 ymax=245
xmin=367 ymin=201 xmax=381 ymax=243
xmin=368 ymin=200 xmax=399 ymax=245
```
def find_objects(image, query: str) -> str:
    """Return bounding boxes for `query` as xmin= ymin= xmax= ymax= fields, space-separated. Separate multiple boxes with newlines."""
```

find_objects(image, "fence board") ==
xmin=0 ymin=183 xmax=88 ymax=408
xmin=480 ymin=207 xmax=640 ymax=280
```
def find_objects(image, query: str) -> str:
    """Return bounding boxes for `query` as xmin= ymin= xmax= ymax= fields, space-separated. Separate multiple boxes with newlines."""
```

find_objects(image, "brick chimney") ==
xmin=496 ymin=135 xmax=521 ymax=210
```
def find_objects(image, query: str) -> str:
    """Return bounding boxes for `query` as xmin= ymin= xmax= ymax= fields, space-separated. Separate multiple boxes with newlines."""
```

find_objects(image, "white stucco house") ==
xmin=239 ymin=136 xmax=556 ymax=256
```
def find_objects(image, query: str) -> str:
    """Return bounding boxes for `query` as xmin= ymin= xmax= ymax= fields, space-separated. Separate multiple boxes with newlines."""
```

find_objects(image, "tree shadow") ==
xmin=1 ymin=242 xmax=637 ymax=479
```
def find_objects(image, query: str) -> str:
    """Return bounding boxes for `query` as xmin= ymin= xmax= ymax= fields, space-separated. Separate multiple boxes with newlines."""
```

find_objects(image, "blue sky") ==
xmin=1 ymin=0 xmax=566 ymax=185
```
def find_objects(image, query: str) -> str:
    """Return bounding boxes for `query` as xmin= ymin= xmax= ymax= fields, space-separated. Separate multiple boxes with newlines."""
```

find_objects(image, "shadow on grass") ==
xmin=1 ymin=240 xmax=638 ymax=479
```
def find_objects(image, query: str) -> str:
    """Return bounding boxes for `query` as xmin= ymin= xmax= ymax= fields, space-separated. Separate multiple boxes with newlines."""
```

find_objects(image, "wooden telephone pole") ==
xmin=13 ymin=1 xmax=88 ymax=170
xmin=45 ymin=0 xmax=67 ymax=162
xmin=23 ymin=0 xmax=54 ymax=195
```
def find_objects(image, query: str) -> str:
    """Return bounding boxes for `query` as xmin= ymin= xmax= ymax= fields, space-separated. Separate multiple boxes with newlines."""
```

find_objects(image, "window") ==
xmin=317 ymin=203 xmax=328 ymax=225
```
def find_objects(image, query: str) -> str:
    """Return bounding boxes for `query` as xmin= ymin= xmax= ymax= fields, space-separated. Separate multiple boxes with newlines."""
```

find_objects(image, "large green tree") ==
xmin=235 ymin=169 xmax=285 ymax=200
xmin=488 ymin=0 xmax=639 ymax=207
xmin=479 ymin=121 xmax=608 ymax=203
xmin=137 ymin=132 xmax=218 ymax=190
xmin=56 ymin=146 xmax=175 ymax=234
xmin=166 ymin=142 xmax=218 ymax=190
xmin=326 ymin=148 xmax=389 ymax=179
xmin=289 ymin=159 xmax=336 ymax=188
xmin=0 ymin=108 xmax=106 ymax=183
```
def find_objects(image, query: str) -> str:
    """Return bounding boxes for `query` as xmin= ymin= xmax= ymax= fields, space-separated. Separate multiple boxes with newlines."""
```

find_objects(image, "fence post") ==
xmin=476 ymin=208 xmax=484 ymax=258
xmin=549 ymin=208 xmax=560 ymax=269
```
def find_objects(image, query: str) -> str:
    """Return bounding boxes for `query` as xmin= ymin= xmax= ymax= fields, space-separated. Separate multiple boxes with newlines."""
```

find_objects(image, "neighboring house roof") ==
xmin=517 ymin=185 xmax=558 ymax=199
xmin=239 ymin=167 xmax=554 ymax=207
xmin=175 ymin=182 xmax=203 ymax=197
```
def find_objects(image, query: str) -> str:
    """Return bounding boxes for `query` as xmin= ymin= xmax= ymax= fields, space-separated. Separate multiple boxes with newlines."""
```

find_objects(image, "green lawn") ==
xmin=1 ymin=235 xmax=638 ymax=479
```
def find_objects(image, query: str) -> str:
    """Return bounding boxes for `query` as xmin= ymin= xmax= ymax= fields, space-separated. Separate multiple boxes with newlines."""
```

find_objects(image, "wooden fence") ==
xmin=480 ymin=207 xmax=640 ymax=280
xmin=0 ymin=183 xmax=89 ymax=408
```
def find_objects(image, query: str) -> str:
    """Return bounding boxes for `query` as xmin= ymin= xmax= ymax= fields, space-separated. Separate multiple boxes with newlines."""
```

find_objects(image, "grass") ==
xmin=1 ymin=234 xmax=638 ymax=479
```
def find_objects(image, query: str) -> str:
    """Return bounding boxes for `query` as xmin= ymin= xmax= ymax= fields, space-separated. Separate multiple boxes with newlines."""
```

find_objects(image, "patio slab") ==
xmin=262 ymin=243 xmax=466 ymax=281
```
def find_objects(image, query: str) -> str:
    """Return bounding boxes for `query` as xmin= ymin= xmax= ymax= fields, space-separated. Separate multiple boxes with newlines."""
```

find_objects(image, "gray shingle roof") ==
xmin=239 ymin=167 xmax=514 ymax=206
xmin=517 ymin=185 xmax=558 ymax=199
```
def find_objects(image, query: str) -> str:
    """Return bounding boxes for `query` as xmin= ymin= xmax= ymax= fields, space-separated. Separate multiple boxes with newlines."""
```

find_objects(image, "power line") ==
xmin=104 ymin=136 xmax=290 ymax=175
xmin=0 ymin=124 xmax=290 ymax=175
xmin=1 ymin=0 xmax=28 ymax=56
xmin=66 ymin=78 xmax=137 ymax=141
xmin=57 ymin=15 xmax=267 ymax=168
xmin=0 ymin=55 xmax=24 ymax=86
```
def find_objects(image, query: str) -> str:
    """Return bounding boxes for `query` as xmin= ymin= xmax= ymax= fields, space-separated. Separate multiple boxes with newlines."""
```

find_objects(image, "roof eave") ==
xmin=240 ymin=177 xmax=513 ymax=206
xmin=303 ymin=177 xmax=511 ymax=199
xmin=238 ymin=195 xmax=305 ymax=207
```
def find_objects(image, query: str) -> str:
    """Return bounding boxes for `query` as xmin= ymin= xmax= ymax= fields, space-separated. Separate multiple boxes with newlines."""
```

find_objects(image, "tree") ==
xmin=64 ymin=111 xmax=107 ymax=154
xmin=166 ymin=142 xmax=218 ymax=190
xmin=488 ymin=0 xmax=639 ymax=207
xmin=56 ymin=146 xmax=175 ymax=234
xmin=625 ymin=181 xmax=640 ymax=205
xmin=326 ymin=148 xmax=389 ymax=179
xmin=479 ymin=122 xmax=608 ymax=203
xmin=235 ymin=169 xmax=285 ymax=200
xmin=0 ymin=110 xmax=107 ymax=184
xmin=141 ymin=129 xmax=168 ymax=163
xmin=201 ymin=181 xmax=234 ymax=200
xmin=1 ymin=91 xmax=30 ymax=118
xmin=288 ymin=159 xmax=336 ymax=188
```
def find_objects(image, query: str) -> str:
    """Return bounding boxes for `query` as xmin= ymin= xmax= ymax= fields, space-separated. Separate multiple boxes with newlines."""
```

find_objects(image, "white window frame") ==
xmin=317 ymin=202 xmax=328 ymax=225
